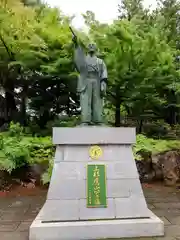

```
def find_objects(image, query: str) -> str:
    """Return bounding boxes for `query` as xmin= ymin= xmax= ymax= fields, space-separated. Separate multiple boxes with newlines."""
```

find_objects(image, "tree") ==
xmin=0 ymin=0 xmax=78 ymax=127
xmin=155 ymin=0 xmax=180 ymax=124
xmin=0 ymin=0 xmax=39 ymax=122
xmin=84 ymin=9 xmax=177 ymax=128
xmin=157 ymin=0 xmax=180 ymax=43
xmin=118 ymin=0 xmax=144 ymax=20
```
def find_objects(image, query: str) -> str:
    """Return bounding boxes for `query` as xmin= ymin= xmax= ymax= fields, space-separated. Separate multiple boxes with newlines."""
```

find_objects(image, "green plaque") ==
xmin=87 ymin=164 xmax=107 ymax=208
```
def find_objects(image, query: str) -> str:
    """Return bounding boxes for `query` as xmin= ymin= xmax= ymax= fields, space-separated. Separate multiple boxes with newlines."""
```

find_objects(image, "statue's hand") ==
xmin=100 ymin=81 xmax=107 ymax=97
xmin=72 ymin=35 xmax=78 ymax=44
xmin=101 ymin=81 xmax=106 ymax=92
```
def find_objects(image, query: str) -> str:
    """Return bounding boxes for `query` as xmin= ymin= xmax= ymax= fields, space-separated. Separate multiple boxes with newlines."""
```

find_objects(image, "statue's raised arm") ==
xmin=70 ymin=26 xmax=86 ymax=74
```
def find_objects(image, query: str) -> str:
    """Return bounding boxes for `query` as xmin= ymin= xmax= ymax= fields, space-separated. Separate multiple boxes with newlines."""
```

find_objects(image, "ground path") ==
xmin=0 ymin=183 xmax=180 ymax=240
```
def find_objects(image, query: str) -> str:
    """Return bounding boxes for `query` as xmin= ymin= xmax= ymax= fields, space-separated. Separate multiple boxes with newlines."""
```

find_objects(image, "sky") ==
xmin=45 ymin=0 xmax=157 ymax=29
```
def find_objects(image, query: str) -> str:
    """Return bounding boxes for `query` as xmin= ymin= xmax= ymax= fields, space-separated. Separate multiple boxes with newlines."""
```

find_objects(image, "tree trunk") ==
xmin=137 ymin=119 xmax=143 ymax=134
xmin=20 ymin=96 xmax=27 ymax=126
xmin=38 ymin=109 xmax=50 ymax=129
xmin=20 ymin=96 xmax=26 ymax=126
xmin=20 ymin=85 xmax=28 ymax=126
xmin=166 ymin=90 xmax=177 ymax=125
xmin=56 ymin=83 xmax=60 ymax=114
xmin=5 ymin=80 xmax=17 ymax=122
xmin=176 ymin=94 xmax=180 ymax=124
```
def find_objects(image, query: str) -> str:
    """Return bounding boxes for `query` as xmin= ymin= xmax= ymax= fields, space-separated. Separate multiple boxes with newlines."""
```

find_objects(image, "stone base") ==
xmin=29 ymin=127 xmax=164 ymax=239
xmin=30 ymin=210 xmax=164 ymax=240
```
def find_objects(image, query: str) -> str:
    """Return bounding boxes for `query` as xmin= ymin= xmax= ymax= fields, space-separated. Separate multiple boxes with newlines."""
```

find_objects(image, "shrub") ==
xmin=8 ymin=122 xmax=23 ymax=138
xmin=0 ymin=125 xmax=54 ymax=174
xmin=26 ymin=116 xmax=80 ymax=137
xmin=0 ymin=135 xmax=30 ymax=172
xmin=133 ymin=134 xmax=180 ymax=161
xmin=41 ymin=157 xmax=53 ymax=185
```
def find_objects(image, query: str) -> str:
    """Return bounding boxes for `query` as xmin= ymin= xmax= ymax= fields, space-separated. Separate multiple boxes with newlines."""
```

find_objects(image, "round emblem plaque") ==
xmin=89 ymin=145 xmax=103 ymax=160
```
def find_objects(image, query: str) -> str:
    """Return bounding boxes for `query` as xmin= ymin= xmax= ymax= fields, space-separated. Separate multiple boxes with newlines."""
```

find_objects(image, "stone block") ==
xmin=115 ymin=197 xmax=149 ymax=218
xmin=165 ymin=225 xmax=180 ymax=237
xmin=0 ymin=221 xmax=20 ymax=231
xmin=107 ymin=180 xmax=130 ymax=198
xmin=50 ymin=162 xmax=85 ymax=180
xmin=126 ymin=178 xmax=145 ymax=196
xmin=166 ymin=216 xmax=180 ymax=225
xmin=47 ymin=178 xmax=85 ymax=200
xmin=106 ymin=161 xmax=139 ymax=179
xmin=79 ymin=199 xmax=115 ymax=220
xmin=53 ymin=127 xmax=136 ymax=145
xmin=63 ymin=145 xmax=134 ymax=162
xmin=36 ymin=200 xmax=79 ymax=221
xmin=54 ymin=146 xmax=63 ymax=162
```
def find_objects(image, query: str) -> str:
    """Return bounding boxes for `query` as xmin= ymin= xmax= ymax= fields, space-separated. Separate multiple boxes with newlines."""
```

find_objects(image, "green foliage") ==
xmin=0 ymin=135 xmax=30 ymax=172
xmin=41 ymin=157 xmax=53 ymax=185
xmin=83 ymin=0 xmax=179 ymax=127
xmin=26 ymin=116 xmax=80 ymax=136
xmin=46 ymin=116 xmax=80 ymax=128
xmin=133 ymin=134 xmax=180 ymax=161
xmin=0 ymin=124 xmax=54 ymax=173
xmin=8 ymin=122 xmax=24 ymax=137
xmin=118 ymin=0 xmax=144 ymax=20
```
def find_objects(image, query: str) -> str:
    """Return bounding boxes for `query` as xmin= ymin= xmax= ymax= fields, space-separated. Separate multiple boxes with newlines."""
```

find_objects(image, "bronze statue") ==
xmin=70 ymin=27 xmax=108 ymax=125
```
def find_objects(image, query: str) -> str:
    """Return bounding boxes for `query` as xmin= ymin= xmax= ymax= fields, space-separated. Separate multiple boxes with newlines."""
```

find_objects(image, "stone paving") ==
xmin=0 ymin=184 xmax=180 ymax=240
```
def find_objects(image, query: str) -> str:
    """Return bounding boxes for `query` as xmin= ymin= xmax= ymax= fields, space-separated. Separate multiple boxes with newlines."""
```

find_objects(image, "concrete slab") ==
xmin=29 ymin=211 xmax=164 ymax=240
xmin=53 ymin=127 xmax=136 ymax=145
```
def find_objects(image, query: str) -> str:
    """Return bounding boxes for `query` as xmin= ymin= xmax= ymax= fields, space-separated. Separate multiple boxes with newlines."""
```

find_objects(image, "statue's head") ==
xmin=87 ymin=43 xmax=97 ymax=54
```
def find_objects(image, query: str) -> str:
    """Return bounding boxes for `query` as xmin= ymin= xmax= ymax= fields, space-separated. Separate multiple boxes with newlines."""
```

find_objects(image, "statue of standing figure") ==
xmin=71 ymin=27 xmax=108 ymax=126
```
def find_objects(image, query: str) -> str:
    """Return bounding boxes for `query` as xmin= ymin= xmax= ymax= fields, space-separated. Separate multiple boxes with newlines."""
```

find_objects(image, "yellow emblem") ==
xmin=89 ymin=145 xmax=102 ymax=160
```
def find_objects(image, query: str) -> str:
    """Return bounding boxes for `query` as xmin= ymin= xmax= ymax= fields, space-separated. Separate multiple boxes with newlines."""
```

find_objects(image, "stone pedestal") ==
xmin=29 ymin=127 xmax=164 ymax=240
